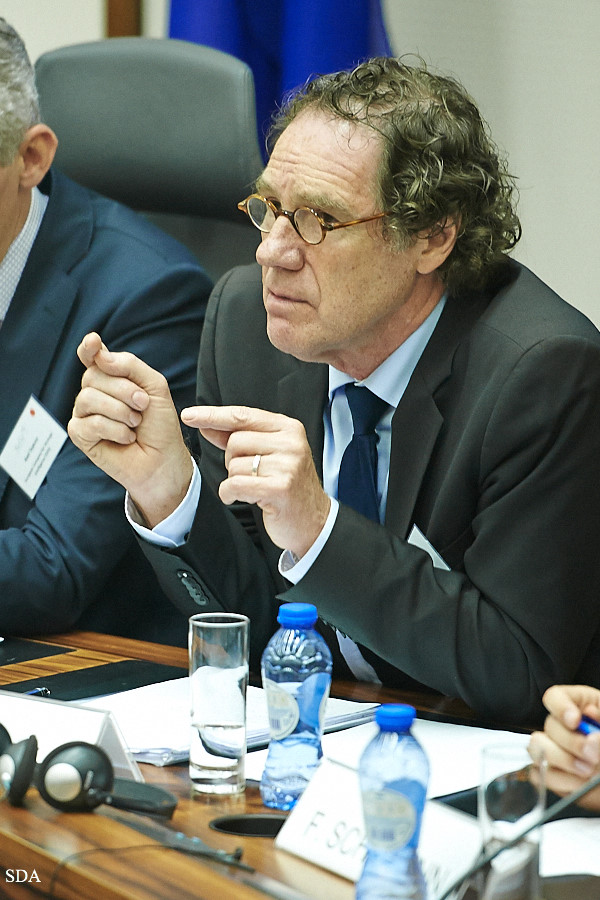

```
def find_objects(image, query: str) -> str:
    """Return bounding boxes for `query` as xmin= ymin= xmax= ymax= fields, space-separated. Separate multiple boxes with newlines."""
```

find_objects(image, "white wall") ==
xmin=6 ymin=0 xmax=599 ymax=324
xmin=382 ymin=0 xmax=600 ymax=325
xmin=0 ymin=0 xmax=104 ymax=61
xmin=0 ymin=0 xmax=166 ymax=57
xmin=142 ymin=0 xmax=169 ymax=37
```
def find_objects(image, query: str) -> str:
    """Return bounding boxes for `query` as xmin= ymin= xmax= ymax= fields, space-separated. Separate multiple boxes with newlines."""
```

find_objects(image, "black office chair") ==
xmin=34 ymin=38 xmax=263 ymax=282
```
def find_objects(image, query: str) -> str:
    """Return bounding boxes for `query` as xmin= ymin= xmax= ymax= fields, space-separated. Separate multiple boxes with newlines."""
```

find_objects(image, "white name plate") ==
xmin=275 ymin=756 xmax=482 ymax=896
xmin=0 ymin=690 xmax=142 ymax=782
xmin=275 ymin=757 xmax=366 ymax=880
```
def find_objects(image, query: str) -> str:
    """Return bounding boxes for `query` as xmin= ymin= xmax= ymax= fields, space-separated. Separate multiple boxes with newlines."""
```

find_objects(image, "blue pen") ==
xmin=577 ymin=714 xmax=600 ymax=735
xmin=25 ymin=687 xmax=51 ymax=697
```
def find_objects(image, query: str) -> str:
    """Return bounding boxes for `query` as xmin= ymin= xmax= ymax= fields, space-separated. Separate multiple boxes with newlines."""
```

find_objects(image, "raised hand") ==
xmin=68 ymin=332 xmax=193 ymax=527
xmin=181 ymin=404 xmax=331 ymax=558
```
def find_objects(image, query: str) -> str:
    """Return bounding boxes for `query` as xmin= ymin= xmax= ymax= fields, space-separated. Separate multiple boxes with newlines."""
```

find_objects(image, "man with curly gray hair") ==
xmin=268 ymin=57 xmax=521 ymax=295
xmin=70 ymin=57 xmax=600 ymax=726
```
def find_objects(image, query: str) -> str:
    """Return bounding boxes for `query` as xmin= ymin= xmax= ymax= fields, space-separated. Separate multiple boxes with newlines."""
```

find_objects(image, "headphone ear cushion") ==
xmin=0 ymin=724 xmax=12 ymax=755
xmin=0 ymin=735 xmax=38 ymax=806
xmin=37 ymin=742 xmax=114 ymax=812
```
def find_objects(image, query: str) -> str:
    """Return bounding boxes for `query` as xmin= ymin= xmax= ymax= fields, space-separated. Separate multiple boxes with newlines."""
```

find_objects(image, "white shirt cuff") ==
xmin=279 ymin=498 xmax=339 ymax=584
xmin=126 ymin=458 xmax=201 ymax=548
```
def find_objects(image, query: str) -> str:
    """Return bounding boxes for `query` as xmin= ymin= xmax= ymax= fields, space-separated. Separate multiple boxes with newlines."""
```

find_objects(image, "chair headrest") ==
xmin=35 ymin=38 xmax=264 ymax=222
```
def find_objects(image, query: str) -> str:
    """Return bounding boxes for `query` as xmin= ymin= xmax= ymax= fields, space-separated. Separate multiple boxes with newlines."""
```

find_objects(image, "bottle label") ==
xmin=263 ymin=679 xmax=300 ymax=739
xmin=362 ymin=789 xmax=417 ymax=851
xmin=299 ymin=672 xmax=331 ymax=734
xmin=318 ymin=678 xmax=330 ymax=731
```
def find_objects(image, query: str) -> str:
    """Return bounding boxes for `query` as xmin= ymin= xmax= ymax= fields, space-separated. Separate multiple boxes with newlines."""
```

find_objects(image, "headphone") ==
xmin=0 ymin=724 xmax=177 ymax=816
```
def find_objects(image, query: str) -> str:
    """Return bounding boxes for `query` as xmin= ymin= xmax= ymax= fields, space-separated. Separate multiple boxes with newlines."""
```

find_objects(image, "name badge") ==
xmin=0 ymin=395 xmax=67 ymax=499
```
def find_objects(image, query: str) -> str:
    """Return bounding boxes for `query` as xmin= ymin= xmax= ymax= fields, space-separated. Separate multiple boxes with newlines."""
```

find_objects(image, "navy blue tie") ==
xmin=337 ymin=383 xmax=389 ymax=522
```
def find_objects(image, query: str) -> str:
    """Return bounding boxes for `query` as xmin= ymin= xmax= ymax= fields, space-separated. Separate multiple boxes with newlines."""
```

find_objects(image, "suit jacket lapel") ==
xmin=0 ymin=171 xmax=92 ymax=502
xmin=277 ymin=363 xmax=328 ymax=481
xmin=385 ymin=290 xmax=491 ymax=537
xmin=385 ymin=372 xmax=443 ymax=537
xmin=272 ymin=283 xmax=495 ymax=539
xmin=271 ymin=298 xmax=469 ymax=538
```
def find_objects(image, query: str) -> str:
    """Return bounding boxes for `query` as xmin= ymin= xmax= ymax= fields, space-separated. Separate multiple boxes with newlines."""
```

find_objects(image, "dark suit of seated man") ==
xmin=0 ymin=18 xmax=211 ymax=644
xmin=69 ymin=57 xmax=600 ymax=725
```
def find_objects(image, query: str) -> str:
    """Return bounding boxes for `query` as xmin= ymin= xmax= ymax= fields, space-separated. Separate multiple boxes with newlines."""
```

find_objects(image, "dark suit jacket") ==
xmin=0 ymin=169 xmax=211 ymax=644
xmin=142 ymin=261 xmax=600 ymax=724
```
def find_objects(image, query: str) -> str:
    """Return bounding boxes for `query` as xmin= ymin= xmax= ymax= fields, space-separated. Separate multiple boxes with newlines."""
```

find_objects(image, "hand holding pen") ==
xmin=577 ymin=713 xmax=600 ymax=736
xmin=528 ymin=684 xmax=600 ymax=810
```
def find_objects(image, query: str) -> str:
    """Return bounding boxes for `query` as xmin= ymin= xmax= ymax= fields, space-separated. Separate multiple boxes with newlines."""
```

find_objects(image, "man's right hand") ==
xmin=528 ymin=684 xmax=600 ymax=810
xmin=68 ymin=332 xmax=193 ymax=528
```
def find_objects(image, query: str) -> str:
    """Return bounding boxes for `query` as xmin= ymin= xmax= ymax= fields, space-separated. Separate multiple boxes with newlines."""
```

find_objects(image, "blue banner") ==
xmin=169 ymin=0 xmax=392 ymax=152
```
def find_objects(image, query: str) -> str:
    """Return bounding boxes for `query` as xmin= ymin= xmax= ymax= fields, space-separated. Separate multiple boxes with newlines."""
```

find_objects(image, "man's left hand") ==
xmin=182 ymin=405 xmax=331 ymax=558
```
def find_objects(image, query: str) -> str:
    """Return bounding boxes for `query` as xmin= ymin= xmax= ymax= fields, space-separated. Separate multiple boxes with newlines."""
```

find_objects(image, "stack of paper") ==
xmin=245 ymin=717 xmax=530 ymax=794
xmin=78 ymin=678 xmax=378 ymax=766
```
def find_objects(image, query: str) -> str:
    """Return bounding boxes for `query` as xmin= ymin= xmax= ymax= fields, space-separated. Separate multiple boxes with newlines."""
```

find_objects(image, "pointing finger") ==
xmin=181 ymin=405 xmax=288 ymax=434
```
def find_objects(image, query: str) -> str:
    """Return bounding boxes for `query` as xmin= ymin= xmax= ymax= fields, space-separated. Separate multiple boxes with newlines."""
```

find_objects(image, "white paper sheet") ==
xmin=76 ymin=678 xmax=378 ymax=765
xmin=246 ymin=716 xmax=528 ymax=798
xmin=540 ymin=817 xmax=600 ymax=876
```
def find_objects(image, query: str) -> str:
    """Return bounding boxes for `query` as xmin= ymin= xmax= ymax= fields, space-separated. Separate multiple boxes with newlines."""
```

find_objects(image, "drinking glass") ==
xmin=188 ymin=612 xmax=249 ymax=795
xmin=477 ymin=741 xmax=546 ymax=900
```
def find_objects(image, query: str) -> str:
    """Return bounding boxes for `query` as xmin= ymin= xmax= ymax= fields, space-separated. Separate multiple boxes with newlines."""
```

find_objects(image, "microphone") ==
xmin=436 ymin=770 xmax=600 ymax=900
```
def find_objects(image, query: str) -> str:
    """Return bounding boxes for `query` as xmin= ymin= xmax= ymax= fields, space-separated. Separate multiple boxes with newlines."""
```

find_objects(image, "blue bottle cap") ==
xmin=277 ymin=602 xmax=318 ymax=628
xmin=375 ymin=703 xmax=416 ymax=732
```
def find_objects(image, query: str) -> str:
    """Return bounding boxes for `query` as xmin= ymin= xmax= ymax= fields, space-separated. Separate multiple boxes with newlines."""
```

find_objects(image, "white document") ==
xmin=540 ymin=817 xmax=600 ymax=877
xmin=76 ymin=678 xmax=378 ymax=766
xmin=0 ymin=395 xmax=67 ymax=499
xmin=245 ymin=717 xmax=529 ymax=796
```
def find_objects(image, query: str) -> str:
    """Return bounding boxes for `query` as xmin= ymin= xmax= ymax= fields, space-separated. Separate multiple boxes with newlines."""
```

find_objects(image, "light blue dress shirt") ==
xmin=279 ymin=295 xmax=447 ymax=579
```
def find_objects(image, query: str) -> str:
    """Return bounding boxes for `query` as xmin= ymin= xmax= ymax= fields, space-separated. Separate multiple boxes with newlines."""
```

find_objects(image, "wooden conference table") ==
xmin=0 ymin=631 xmax=592 ymax=900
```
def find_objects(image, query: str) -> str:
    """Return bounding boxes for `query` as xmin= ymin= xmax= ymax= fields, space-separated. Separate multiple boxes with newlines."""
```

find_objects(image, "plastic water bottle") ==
xmin=260 ymin=602 xmax=332 ymax=810
xmin=357 ymin=704 xmax=430 ymax=899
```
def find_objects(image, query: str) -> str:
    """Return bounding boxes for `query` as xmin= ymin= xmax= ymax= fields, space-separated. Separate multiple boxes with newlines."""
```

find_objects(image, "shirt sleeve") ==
xmin=126 ymin=458 xmax=201 ymax=548
xmin=279 ymin=498 xmax=339 ymax=583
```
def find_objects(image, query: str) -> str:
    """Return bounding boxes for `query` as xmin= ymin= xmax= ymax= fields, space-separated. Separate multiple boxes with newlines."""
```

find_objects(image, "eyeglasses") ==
xmin=237 ymin=194 xmax=389 ymax=245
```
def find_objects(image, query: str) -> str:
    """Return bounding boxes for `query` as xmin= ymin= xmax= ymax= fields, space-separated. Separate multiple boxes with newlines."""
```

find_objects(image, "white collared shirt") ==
xmin=0 ymin=187 xmax=48 ymax=326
